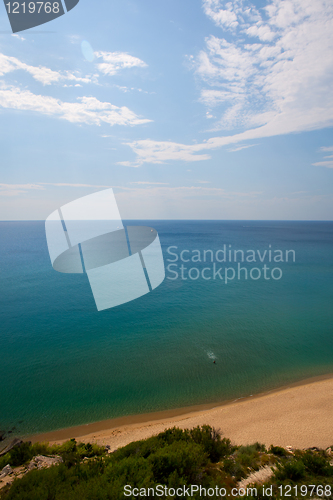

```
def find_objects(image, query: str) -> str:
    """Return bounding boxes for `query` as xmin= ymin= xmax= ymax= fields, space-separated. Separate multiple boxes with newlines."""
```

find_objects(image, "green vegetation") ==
xmin=0 ymin=426 xmax=332 ymax=499
xmin=269 ymin=446 xmax=288 ymax=458
xmin=0 ymin=439 xmax=103 ymax=470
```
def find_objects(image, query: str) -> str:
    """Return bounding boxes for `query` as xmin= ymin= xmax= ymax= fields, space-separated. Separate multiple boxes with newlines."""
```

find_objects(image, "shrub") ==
xmin=148 ymin=441 xmax=207 ymax=484
xmin=223 ymin=458 xmax=245 ymax=481
xmin=3 ymin=428 xmax=332 ymax=500
xmin=114 ymin=425 xmax=232 ymax=464
xmin=7 ymin=442 xmax=33 ymax=467
xmin=275 ymin=459 xmax=305 ymax=481
xmin=0 ymin=454 xmax=11 ymax=471
xmin=302 ymin=452 xmax=333 ymax=476
xmin=252 ymin=442 xmax=266 ymax=452
xmin=234 ymin=443 xmax=265 ymax=471
xmin=157 ymin=427 xmax=187 ymax=445
xmin=189 ymin=425 xmax=233 ymax=462
xmin=269 ymin=445 xmax=288 ymax=457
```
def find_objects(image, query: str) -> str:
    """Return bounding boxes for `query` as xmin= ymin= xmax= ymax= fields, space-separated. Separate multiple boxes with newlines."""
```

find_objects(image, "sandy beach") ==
xmin=30 ymin=375 xmax=333 ymax=451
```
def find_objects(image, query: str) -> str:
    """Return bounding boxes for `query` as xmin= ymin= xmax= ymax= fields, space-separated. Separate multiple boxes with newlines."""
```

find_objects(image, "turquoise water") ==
xmin=0 ymin=221 xmax=332 ymax=438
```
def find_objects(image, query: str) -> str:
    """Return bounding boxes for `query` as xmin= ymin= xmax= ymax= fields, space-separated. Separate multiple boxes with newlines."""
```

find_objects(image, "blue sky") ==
xmin=0 ymin=0 xmax=332 ymax=220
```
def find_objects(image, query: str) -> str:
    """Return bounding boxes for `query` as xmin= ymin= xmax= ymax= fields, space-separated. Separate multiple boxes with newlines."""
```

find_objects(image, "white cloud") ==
xmin=0 ymin=53 xmax=94 ymax=86
xmin=119 ymin=139 xmax=211 ymax=167
xmin=228 ymin=144 xmax=257 ymax=152
xmin=246 ymin=24 xmax=276 ymax=42
xmin=0 ymin=50 xmax=147 ymax=87
xmin=12 ymin=34 xmax=25 ymax=41
xmin=0 ymin=182 xmax=260 ymax=204
xmin=130 ymin=181 xmax=169 ymax=185
xmin=312 ymin=161 xmax=333 ymax=168
xmin=0 ymin=84 xmax=152 ymax=127
xmin=122 ymin=107 xmax=333 ymax=165
xmin=68 ymin=35 xmax=80 ymax=44
xmin=121 ymin=0 xmax=333 ymax=166
xmin=118 ymin=184 xmax=261 ymax=199
xmin=95 ymin=51 xmax=147 ymax=76
xmin=114 ymin=184 xmax=265 ymax=219
xmin=2 ymin=182 xmax=331 ymax=219
xmin=0 ymin=183 xmax=45 ymax=196
xmin=203 ymin=0 xmax=239 ymax=29
xmin=40 ymin=183 xmax=113 ymax=188
xmin=114 ymin=185 xmax=331 ymax=220
xmin=196 ymin=0 xmax=333 ymax=133
xmin=200 ymin=89 xmax=243 ymax=107
xmin=0 ymin=47 xmax=147 ymax=88
xmin=0 ymin=182 xmax=135 ymax=197
xmin=312 ymin=146 xmax=333 ymax=168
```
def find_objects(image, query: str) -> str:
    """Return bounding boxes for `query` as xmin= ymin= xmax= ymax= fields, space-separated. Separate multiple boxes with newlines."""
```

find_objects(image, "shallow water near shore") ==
xmin=0 ymin=220 xmax=332 ymax=439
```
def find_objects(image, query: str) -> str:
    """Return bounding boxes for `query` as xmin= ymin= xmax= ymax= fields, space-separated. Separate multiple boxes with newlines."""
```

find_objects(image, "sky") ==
xmin=0 ymin=0 xmax=332 ymax=220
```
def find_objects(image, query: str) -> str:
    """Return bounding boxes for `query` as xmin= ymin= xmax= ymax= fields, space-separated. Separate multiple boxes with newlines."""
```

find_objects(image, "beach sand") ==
xmin=30 ymin=375 xmax=333 ymax=451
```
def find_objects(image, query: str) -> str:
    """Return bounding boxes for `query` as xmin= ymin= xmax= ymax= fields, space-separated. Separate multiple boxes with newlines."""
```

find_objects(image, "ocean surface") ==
xmin=0 ymin=221 xmax=332 ymax=439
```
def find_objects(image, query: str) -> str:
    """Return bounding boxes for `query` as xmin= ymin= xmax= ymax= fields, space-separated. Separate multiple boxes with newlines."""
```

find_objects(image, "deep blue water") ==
xmin=0 ymin=221 xmax=332 ymax=438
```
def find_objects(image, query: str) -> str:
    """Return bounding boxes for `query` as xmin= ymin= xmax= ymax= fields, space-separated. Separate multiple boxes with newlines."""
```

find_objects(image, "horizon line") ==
xmin=1 ymin=219 xmax=332 ymax=223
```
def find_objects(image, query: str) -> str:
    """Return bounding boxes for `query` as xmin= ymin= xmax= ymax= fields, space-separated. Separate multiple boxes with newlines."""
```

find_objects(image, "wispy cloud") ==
xmin=118 ymin=184 xmax=262 ymax=200
xmin=203 ymin=0 xmax=240 ymax=30
xmin=119 ymin=139 xmax=211 ymax=167
xmin=196 ymin=0 xmax=333 ymax=132
xmin=12 ymin=34 xmax=25 ymax=41
xmin=40 ymin=183 xmax=113 ymax=188
xmin=313 ymin=146 xmax=333 ymax=168
xmin=228 ymin=144 xmax=257 ymax=152
xmin=0 ymin=47 xmax=152 ymax=128
xmin=0 ymin=84 xmax=152 ymax=127
xmin=0 ymin=183 xmax=45 ymax=196
xmin=312 ymin=161 xmax=333 ymax=168
xmin=0 ymin=182 xmax=261 ymax=203
xmin=40 ymin=182 xmax=135 ymax=191
xmin=0 ymin=49 xmax=147 ymax=86
xmin=122 ymin=0 xmax=333 ymax=166
xmin=130 ymin=181 xmax=169 ymax=185
xmin=0 ymin=182 xmax=134 ymax=197
xmin=114 ymin=185 xmax=331 ymax=220
xmin=115 ymin=185 xmax=264 ymax=219
xmin=0 ymin=53 xmax=94 ymax=86
xmin=2 ymin=182 xmax=329 ymax=220
xmin=95 ymin=51 xmax=147 ymax=76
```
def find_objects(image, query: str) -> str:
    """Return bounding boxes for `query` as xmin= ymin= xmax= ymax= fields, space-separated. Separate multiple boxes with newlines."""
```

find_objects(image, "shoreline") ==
xmin=29 ymin=372 xmax=333 ymax=450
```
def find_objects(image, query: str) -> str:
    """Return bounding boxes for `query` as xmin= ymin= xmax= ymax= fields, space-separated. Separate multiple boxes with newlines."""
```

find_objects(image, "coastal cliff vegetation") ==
xmin=0 ymin=426 xmax=332 ymax=499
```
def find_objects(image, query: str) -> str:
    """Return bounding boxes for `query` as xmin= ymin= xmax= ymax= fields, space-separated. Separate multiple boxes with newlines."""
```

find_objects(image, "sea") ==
xmin=0 ymin=220 xmax=332 ymax=439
